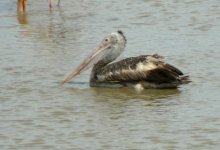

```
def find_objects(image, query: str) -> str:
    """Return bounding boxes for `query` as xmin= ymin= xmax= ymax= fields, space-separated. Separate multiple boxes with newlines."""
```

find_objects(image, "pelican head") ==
xmin=62 ymin=30 xmax=126 ymax=83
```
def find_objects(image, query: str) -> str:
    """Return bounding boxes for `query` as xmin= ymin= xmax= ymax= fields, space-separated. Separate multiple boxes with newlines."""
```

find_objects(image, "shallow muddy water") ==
xmin=1 ymin=0 xmax=220 ymax=149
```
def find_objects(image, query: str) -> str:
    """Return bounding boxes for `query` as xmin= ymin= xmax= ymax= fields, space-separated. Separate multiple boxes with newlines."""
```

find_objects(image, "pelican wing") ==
xmin=96 ymin=54 xmax=184 ymax=83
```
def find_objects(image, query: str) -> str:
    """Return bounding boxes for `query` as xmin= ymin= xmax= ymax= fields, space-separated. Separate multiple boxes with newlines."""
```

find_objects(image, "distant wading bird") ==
xmin=17 ymin=0 xmax=61 ymax=13
xmin=62 ymin=31 xmax=190 ymax=90
xmin=17 ymin=0 xmax=27 ymax=12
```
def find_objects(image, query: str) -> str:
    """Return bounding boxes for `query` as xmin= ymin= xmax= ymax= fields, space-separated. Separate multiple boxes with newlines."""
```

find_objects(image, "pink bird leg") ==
xmin=49 ymin=0 xmax=53 ymax=9
xmin=57 ymin=0 xmax=60 ymax=7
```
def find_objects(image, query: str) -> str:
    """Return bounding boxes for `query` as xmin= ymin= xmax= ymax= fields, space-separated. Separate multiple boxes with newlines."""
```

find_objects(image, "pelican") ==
xmin=63 ymin=31 xmax=190 ymax=90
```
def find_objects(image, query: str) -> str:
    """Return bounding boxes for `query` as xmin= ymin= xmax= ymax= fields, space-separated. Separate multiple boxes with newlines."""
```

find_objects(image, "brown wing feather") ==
xmin=96 ymin=55 xmax=184 ymax=83
xmin=146 ymin=65 xmax=179 ymax=83
xmin=163 ymin=63 xmax=183 ymax=75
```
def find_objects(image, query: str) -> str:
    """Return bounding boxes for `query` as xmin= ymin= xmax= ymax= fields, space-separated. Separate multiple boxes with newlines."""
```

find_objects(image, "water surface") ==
xmin=1 ymin=0 xmax=220 ymax=149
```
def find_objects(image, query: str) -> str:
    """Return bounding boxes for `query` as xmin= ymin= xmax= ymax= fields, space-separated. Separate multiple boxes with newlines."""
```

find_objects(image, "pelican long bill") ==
xmin=62 ymin=41 xmax=112 ymax=84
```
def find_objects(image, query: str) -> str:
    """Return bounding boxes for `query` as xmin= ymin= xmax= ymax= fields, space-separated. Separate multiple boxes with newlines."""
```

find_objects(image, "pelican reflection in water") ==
xmin=63 ymin=31 xmax=190 ymax=91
